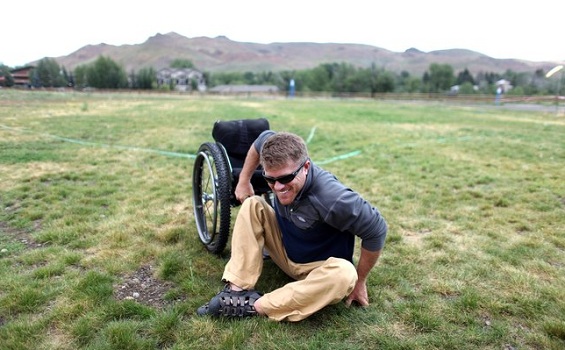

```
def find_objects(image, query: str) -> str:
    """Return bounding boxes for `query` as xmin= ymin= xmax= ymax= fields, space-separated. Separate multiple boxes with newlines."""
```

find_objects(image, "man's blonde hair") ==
xmin=260 ymin=132 xmax=309 ymax=169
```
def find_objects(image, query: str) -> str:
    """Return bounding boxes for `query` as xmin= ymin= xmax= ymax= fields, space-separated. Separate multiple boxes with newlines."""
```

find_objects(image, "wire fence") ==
xmin=6 ymin=86 xmax=563 ymax=107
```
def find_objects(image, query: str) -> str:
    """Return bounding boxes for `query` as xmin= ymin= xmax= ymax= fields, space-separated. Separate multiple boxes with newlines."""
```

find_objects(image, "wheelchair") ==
xmin=192 ymin=118 xmax=272 ymax=254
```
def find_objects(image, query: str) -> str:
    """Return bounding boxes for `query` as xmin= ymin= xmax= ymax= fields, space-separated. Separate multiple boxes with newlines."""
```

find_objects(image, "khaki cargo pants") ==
xmin=222 ymin=196 xmax=358 ymax=322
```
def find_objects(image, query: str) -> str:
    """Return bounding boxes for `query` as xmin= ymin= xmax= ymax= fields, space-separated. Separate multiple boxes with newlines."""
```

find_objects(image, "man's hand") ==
xmin=345 ymin=280 xmax=369 ymax=307
xmin=345 ymin=247 xmax=381 ymax=307
xmin=234 ymin=144 xmax=261 ymax=203
xmin=235 ymin=182 xmax=255 ymax=203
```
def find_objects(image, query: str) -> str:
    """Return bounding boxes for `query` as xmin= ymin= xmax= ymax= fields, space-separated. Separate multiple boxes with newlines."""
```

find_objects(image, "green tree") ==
xmin=255 ymin=71 xmax=278 ymax=85
xmin=302 ymin=65 xmax=332 ymax=92
xmin=374 ymin=70 xmax=395 ymax=93
xmin=170 ymin=59 xmax=194 ymax=69
xmin=330 ymin=63 xmax=357 ymax=93
xmin=529 ymin=69 xmax=547 ymax=95
xmin=73 ymin=65 xmax=88 ymax=88
xmin=128 ymin=69 xmax=137 ymax=89
xmin=136 ymin=67 xmax=156 ymax=89
xmin=243 ymin=71 xmax=256 ymax=84
xmin=458 ymin=82 xmax=476 ymax=94
xmin=456 ymin=68 xmax=475 ymax=85
xmin=62 ymin=66 xmax=73 ymax=87
xmin=426 ymin=63 xmax=455 ymax=93
xmin=507 ymin=85 xmax=525 ymax=96
xmin=34 ymin=58 xmax=66 ymax=87
xmin=367 ymin=63 xmax=380 ymax=96
xmin=0 ymin=64 xmax=14 ymax=87
xmin=209 ymin=71 xmax=245 ymax=86
xmin=405 ymin=76 xmax=422 ymax=93
xmin=422 ymin=71 xmax=431 ymax=92
xmin=481 ymin=71 xmax=502 ymax=85
xmin=86 ymin=56 xmax=128 ymax=89
xmin=397 ymin=71 xmax=416 ymax=92
xmin=344 ymin=68 xmax=371 ymax=93
xmin=190 ymin=78 xmax=199 ymax=91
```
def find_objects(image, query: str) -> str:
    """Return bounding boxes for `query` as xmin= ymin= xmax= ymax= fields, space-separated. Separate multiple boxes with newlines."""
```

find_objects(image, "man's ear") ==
xmin=303 ymin=159 xmax=311 ymax=172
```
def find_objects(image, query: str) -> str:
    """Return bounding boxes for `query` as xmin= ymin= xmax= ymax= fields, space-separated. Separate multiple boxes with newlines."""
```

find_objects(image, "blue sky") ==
xmin=2 ymin=0 xmax=563 ymax=67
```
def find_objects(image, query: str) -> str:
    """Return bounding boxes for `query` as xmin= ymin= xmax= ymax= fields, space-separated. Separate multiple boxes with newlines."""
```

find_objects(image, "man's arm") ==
xmin=345 ymin=247 xmax=382 ymax=307
xmin=234 ymin=145 xmax=261 ymax=202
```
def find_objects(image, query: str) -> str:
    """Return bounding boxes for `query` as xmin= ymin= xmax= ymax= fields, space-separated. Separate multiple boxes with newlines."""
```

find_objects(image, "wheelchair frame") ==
xmin=192 ymin=118 xmax=272 ymax=254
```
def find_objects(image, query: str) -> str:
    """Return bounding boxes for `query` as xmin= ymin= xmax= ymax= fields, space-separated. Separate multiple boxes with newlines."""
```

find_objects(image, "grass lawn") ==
xmin=0 ymin=89 xmax=564 ymax=350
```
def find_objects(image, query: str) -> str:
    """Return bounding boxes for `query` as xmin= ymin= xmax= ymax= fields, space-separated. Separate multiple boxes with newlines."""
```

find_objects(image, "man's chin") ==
xmin=276 ymin=192 xmax=294 ymax=205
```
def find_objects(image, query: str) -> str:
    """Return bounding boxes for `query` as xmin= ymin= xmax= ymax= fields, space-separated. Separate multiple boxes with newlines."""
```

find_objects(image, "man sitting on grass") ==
xmin=197 ymin=131 xmax=388 ymax=321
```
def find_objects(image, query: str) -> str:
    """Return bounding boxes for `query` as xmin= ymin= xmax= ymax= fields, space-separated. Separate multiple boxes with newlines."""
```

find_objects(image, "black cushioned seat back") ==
xmin=212 ymin=118 xmax=270 ymax=167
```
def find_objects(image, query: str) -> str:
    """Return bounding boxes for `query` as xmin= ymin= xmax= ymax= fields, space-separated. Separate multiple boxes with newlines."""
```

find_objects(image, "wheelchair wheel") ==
xmin=192 ymin=142 xmax=232 ymax=254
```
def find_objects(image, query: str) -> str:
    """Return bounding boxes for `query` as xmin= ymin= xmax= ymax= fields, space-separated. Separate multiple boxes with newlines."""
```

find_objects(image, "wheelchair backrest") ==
xmin=212 ymin=118 xmax=270 ymax=161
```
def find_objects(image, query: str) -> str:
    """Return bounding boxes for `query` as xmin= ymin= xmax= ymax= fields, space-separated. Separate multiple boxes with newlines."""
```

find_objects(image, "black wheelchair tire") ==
xmin=192 ymin=142 xmax=232 ymax=254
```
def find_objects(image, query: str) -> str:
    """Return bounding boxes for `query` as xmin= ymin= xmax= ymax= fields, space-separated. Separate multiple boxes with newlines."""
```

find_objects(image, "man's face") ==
xmin=263 ymin=159 xmax=310 ymax=206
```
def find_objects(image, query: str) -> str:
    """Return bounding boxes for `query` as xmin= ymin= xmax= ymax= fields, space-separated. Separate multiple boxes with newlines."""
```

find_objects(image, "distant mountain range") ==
xmin=47 ymin=32 xmax=557 ymax=76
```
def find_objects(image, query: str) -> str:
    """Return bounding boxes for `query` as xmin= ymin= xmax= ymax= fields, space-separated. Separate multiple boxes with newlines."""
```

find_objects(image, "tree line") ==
xmin=0 ymin=56 xmax=559 ymax=96
xmin=209 ymin=63 xmax=553 ymax=96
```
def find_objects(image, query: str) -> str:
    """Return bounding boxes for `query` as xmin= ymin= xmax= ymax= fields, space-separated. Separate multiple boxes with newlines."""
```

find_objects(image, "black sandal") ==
xmin=197 ymin=285 xmax=263 ymax=318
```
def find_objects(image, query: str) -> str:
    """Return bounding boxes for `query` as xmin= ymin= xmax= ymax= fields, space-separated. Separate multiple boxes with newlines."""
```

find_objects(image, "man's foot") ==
xmin=197 ymin=285 xmax=263 ymax=318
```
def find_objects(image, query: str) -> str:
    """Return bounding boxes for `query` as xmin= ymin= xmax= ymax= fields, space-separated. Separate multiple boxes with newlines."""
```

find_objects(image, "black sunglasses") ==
xmin=262 ymin=159 xmax=308 ymax=185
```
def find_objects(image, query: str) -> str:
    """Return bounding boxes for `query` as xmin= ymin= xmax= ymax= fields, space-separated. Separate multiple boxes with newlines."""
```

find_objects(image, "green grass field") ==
xmin=0 ymin=89 xmax=564 ymax=350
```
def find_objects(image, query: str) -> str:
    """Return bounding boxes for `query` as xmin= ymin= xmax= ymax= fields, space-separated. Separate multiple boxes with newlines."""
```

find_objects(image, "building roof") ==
xmin=209 ymin=85 xmax=279 ymax=93
xmin=10 ymin=66 xmax=35 ymax=73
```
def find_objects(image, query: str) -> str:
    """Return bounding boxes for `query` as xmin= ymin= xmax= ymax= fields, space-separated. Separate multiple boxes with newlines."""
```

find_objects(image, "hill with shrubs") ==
xmin=49 ymin=32 xmax=555 ymax=76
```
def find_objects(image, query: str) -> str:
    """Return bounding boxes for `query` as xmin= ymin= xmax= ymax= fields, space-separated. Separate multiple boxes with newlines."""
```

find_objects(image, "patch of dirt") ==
xmin=113 ymin=264 xmax=179 ymax=309
xmin=1 ymin=219 xmax=179 ymax=310
xmin=1 ymin=211 xmax=180 ymax=310
xmin=0 ymin=220 xmax=45 ymax=250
